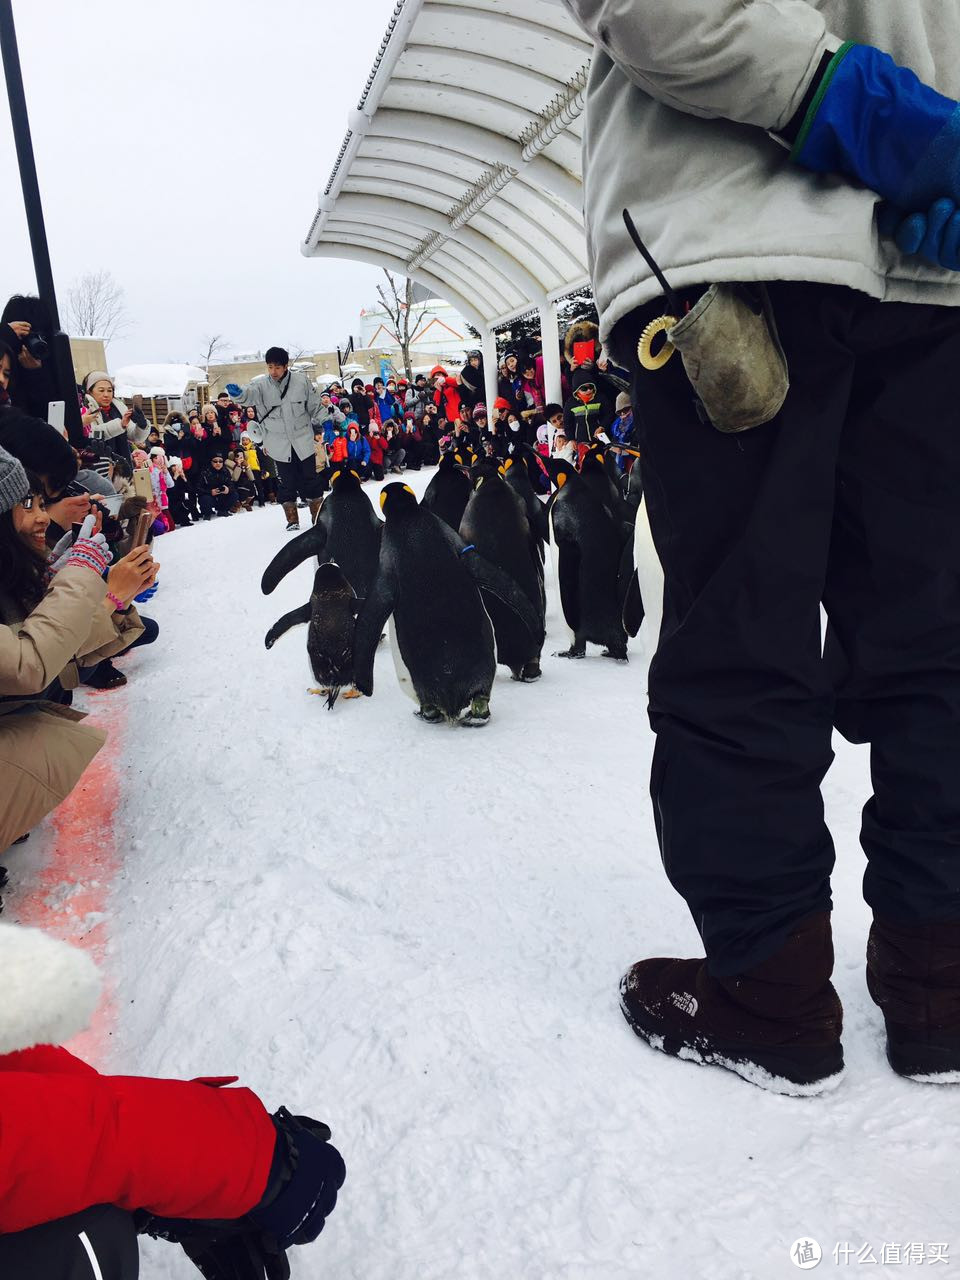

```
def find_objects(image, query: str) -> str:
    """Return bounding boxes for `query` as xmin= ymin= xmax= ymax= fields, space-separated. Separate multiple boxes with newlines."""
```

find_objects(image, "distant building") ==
xmin=70 ymin=337 xmax=108 ymax=386
xmin=358 ymin=287 xmax=473 ymax=367
xmin=113 ymin=363 xmax=209 ymax=426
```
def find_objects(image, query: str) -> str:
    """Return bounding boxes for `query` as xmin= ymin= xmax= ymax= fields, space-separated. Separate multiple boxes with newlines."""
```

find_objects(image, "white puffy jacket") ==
xmin=561 ymin=0 xmax=960 ymax=343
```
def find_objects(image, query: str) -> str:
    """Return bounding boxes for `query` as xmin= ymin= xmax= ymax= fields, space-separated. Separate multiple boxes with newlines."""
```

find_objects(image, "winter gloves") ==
xmin=877 ymin=199 xmax=960 ymax=271
xmin=56 ymin=514 xmax=113 ymax=578
xmin=789 ymin=43 xmax=960 ymax=271
xmin=791 ymin=44 xmax=960 ymax=209
xmin=247 ymin=1108 xmax=345 ymax=1251
xmin=142 ymin=1108 xmax=345 ymax=1280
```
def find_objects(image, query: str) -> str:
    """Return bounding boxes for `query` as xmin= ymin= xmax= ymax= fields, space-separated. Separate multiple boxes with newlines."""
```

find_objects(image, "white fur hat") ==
xmin=0 ymin=922 xmax=101 ymax=1054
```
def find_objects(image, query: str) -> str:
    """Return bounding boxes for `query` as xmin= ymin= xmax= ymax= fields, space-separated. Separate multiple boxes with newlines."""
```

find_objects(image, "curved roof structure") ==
xmin=302 ymin=0 xmax=591 ymax=335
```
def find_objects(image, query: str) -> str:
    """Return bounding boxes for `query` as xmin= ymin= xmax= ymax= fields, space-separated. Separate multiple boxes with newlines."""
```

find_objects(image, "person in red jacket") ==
xmin=430 ymin=367 xmax=461 ymax=422
xmin=329 ymin=432 xmax=349 ymax=465
xmin=366 ymin=423 xmax=391 ymax=480
xmin=0 ymin=922 xmax=345 ymax=1279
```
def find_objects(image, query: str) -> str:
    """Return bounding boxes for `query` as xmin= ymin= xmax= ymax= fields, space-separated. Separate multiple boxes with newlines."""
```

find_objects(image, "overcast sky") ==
xmin=0 ymin=0 xmax=398 ymax=368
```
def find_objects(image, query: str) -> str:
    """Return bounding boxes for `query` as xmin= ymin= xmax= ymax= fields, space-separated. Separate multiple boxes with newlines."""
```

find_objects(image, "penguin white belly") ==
xmin=632 ymin=494 xmax=664 ymax=668
xmin=548 ymin=503 xmax=576 ymax=646
xmin=388 ymin=613 xmax=418 ymax=703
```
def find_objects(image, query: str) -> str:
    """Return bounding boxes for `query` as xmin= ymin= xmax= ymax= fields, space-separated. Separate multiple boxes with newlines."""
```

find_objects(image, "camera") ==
xmin=22 ymin=331 xmax=49 ymax=361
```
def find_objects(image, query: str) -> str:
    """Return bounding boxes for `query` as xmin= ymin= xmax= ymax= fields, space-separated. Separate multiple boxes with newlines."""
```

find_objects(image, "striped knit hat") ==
xmin=0 ymin=445 xmax=30 ymax=514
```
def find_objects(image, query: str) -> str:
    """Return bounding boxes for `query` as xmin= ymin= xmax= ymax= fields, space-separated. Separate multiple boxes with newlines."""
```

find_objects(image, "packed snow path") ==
xmin=16 ymin=469 xmax=958 ymax=1278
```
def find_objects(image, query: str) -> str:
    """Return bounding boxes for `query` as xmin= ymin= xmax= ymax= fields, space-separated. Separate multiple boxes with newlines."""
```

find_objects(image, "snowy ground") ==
xmin=10 ymin=467 xmax=959 ymax=1278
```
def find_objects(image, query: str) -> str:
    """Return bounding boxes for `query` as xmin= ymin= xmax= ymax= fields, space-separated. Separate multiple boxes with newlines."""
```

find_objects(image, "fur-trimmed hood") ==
xmin=0 ymin=922 xmax=100 ymax=1055
xmin=563 ymin=319 xmax=600 ymax=366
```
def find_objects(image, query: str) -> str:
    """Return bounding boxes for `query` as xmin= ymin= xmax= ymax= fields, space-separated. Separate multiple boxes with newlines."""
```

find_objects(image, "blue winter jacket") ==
xmin=347 ymin=435 xmax=371 ymax=465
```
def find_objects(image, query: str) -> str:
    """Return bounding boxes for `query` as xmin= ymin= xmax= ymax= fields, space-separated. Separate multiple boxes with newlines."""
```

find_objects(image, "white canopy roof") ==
xmin=302 ymin=0 xmax=592 ymax=333
xmin=113 ymin=363 xmax=208 ymax=398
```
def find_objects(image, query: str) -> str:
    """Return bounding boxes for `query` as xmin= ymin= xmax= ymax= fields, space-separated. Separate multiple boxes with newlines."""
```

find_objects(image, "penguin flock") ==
xmin=261 ymin=450 xmax=645 ymax=727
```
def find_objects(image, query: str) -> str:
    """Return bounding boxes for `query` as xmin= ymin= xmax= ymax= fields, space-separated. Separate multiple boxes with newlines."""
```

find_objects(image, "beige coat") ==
xmin=0 ymin=567 xmax=144 ymax=852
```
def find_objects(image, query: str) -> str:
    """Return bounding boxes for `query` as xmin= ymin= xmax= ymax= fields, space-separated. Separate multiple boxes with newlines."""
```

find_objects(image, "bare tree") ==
xmin=376 ymin=271 xmax=434 ymax=381
xmin=65 ymin=270 xmax=130 ymax=343
xmin=286 ymin=343 xmax=311 ymax=364
xmin=199 ymin=333 xmax=229 ymax=371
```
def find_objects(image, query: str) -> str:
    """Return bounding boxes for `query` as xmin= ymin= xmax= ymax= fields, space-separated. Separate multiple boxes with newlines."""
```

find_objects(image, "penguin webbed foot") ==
xmin=460 ymin=696 xmax=491 ymax=727
xmin=510 ymin=660 xmax=542 ymax=682
xmin=554 ymin=645 xmax=586 ymax=659
xmin=416 ymin=705 xmax=444 ymax=724
xmin=601 ymin=646 xmax=629 ymax=663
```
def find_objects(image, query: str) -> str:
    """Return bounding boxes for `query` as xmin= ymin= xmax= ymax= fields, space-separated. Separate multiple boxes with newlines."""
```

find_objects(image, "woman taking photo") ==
xmin=82 ymin=372 xmax=150 ymax=466
xmin=0 ymin=445 xmax=156 ymax=854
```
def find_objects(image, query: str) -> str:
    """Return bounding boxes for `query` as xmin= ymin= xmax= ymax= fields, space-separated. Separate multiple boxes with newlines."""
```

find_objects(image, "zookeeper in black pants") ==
xmin=564 ymin=0 xmax=960 ymax=1093
xmin=241 ymin=346 xmax=323 ymax=531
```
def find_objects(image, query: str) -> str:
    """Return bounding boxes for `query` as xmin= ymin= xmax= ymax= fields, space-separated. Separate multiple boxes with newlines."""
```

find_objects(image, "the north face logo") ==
xmin=670 ymin=992 xmax=699 ymax=1017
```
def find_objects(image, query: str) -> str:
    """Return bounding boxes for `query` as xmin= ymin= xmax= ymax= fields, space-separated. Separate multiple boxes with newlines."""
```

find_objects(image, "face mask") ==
xmin=509 ymin=423 xmax=520 ymax=432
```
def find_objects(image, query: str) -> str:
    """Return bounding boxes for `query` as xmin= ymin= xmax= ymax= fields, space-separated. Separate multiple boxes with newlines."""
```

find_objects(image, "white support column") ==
xmin=538 ymin=301 xmax=563 ymax=405
xmin=481 ymin=327 xmax=499 ymax=411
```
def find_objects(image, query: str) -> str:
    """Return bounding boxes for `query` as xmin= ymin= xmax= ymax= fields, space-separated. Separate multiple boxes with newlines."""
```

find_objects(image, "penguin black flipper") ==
xmin=352 ymin=568 xmax=399 ymax=697
xmin=261 ymin=523 xmax=329 ymax=595
xmin=556 ymin=541 xmax=582 ymax=634
xmin=265 ymin=603 xmax=312 ymax=649
xmin=622 ymin=568 xmax=644 ymax=638
xmin=617 ymin=531 xmax=643 ymax=636
xmin=457 ymin=545 xmax=542 ymax=643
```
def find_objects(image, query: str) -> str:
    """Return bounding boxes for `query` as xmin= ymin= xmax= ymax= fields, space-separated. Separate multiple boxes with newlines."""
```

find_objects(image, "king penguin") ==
xmin=264 ymin=562 xmax=360 ymax=708
xmin=261 ymin=467 xmax=382 ymax=601
xmin=354 ymin=484 xmax=541 ymax=725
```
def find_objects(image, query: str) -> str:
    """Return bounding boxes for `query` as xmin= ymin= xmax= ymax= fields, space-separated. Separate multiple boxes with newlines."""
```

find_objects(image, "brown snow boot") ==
xmin=282 ymin=502 xmax=299 ymax=531
xmin=308 ymin=497 xmax=323 ymax=524
xmin=620 ymin=912 xmax=844 ymax=1095
xmin=867 ymin=917 xmax=960 ymax=1083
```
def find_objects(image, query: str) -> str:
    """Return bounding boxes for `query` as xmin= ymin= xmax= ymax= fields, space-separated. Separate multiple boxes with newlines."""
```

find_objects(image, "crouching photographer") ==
xmin=0 ymin=446 xmax=156 ymax=855
xmin=0 ymin=923 xmax=346 ymax=1280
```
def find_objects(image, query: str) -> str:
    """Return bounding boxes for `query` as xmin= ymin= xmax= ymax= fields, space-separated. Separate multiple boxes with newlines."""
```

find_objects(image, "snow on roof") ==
xmin=113 ymin=363 xmax=208 ymax=397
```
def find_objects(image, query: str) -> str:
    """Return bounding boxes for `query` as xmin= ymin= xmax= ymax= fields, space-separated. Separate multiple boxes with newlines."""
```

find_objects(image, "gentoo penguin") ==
xmin=264 ymin=562 xmax=359 ymax=709
xmin=421 ymin=451 xmax=472 ymax=532
xmin=459 ymin=468 xmax=545 ymax=681
xmin=548 ymin=462 xmax=634 ymax=660
xmin=354 ymin=483 xmax=540 ymax=725
xmin=260 ymin=467 xmax=382 ymax=600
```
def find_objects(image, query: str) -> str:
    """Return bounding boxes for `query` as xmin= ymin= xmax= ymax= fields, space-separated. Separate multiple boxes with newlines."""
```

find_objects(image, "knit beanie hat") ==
xmin=0 ymin=444 xmax=29 ymax=514
xmin=84 ymin=370 xmax=114 ymax=392
xmin=616 ymin=391 xmax=632 ymax=412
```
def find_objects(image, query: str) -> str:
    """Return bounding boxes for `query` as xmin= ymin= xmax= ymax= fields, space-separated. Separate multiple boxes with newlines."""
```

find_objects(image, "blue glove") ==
xmin=878 ymin=198 xmax=960 ymax=270
xmin=134 ymin=584 xmax=158 ymax=603
xmin=791 ymin=44 xmax=960 ymax=210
